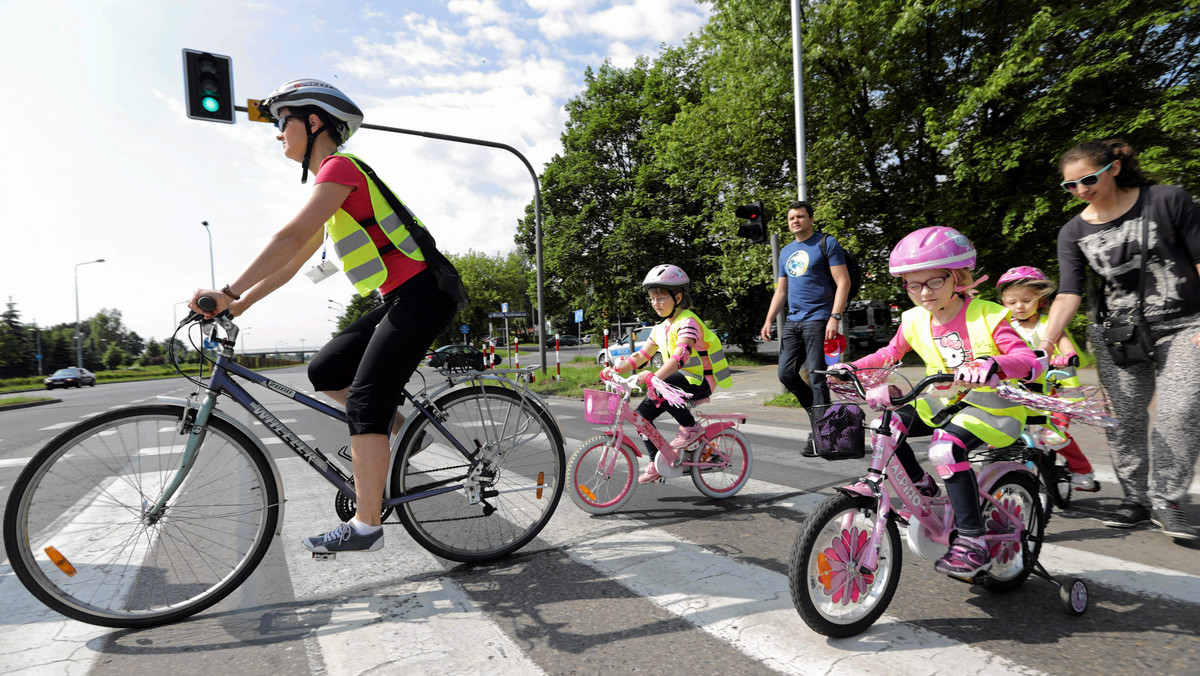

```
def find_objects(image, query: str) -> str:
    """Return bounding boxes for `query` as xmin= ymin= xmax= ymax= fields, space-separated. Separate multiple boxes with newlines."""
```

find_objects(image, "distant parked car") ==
xmin=44 ymin=367 xmax=96 ymax=389
xmin=546 ymin=334 xmax=580 ymax=347
xmin=595 ymin=327 xmax=661 ymax=368
xmin=427 ymin=345 xmax=499 ymax=371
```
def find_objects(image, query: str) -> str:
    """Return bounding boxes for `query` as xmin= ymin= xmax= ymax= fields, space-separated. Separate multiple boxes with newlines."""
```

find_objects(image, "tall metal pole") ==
xmin=74 ymin=259 xmax=105 ymax=368
xmin=201 ymin=220 xmax=215 ymax=288
xmin=791 ymin=0 xmax=808 ymax=202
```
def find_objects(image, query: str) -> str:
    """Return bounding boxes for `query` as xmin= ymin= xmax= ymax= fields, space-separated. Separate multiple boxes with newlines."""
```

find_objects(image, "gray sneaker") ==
xmin=1151 ymin=504 xmax=1199 ymax=541
xmin=303 ymin=522 xmax=384 ymax=553
xmin=1099 ymin=501 xmax=1151 ymax=528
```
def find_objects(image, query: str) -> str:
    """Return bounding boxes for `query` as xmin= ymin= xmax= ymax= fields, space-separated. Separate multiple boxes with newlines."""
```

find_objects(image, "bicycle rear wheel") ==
xmin=690 ymin=429 xmax=752 ymax=499
xmin=391 ymin=386 xmax=565 ymax=563
xmin=3 ymin=405 xmax=278 ymax=628
xmin=977 ymin=471 xmax=1044 ymax=592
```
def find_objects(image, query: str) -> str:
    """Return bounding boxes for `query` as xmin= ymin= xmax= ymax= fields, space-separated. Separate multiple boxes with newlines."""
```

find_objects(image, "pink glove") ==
xmin=955 ymin=357 xmax=1000 ymax=387
xmin=600 ymin=367 xmax=617 ymax=382
xmin=636 ymin=371 xmax=660 ymax=401
xmin=1050 ymin=351 xmax=1078 ymax=368
xmin=612 ymin=357 xmax=633 ymax=374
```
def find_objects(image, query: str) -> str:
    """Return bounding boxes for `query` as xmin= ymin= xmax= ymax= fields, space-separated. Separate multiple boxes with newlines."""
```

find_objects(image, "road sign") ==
xmin=460 ymin=324 xmax=470 ymax=335
xmin=487 ymin=311 xmax=528 ymax=318
xmin=501 ymin=302 xmax=509 ymax=313
xmin=574 ymin=309 xmax=584 ymax=323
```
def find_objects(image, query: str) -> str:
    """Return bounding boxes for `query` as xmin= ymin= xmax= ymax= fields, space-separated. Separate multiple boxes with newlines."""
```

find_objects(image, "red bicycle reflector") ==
xmin=537 ymin=472 xmax=545 ymax=499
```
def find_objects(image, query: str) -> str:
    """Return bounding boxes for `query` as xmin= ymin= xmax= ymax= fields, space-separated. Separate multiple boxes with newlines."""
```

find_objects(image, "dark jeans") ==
xmin=635 ymin=371 xmax=711 ymax=459
xmin=778 ymin=319 xmax=829 ymax=409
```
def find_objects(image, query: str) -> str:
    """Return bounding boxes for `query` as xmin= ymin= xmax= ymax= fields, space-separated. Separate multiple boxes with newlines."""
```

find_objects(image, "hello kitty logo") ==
xmin=936 ymin=331 xmax=970 ymax=368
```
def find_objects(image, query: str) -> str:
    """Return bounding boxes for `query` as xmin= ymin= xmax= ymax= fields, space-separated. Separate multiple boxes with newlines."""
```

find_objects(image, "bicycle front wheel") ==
xmin=391 ymin=386 xmax=565 ymax=563
xmin=690 ymin=429 xmax=752 ymax=499
xmin=3 ymin=405 xmax=279 ymax=628
xmin=568 ymin=434 xmax=637 ymax=514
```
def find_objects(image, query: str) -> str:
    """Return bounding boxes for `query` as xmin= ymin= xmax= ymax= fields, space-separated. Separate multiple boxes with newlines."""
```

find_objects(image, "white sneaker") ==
xmin=1070 ymin=472 xmax=1098 ymax=492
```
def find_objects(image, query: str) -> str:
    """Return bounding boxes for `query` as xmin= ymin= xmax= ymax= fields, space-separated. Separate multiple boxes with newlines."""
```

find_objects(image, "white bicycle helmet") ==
xmin=641 ymin=264 xmax=690 ymax=290
xmin=257 ymin=79 xmax=364 ymax=183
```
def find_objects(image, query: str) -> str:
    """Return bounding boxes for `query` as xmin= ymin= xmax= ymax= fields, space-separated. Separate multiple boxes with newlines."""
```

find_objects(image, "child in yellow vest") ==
xmin=996 ymin=266 xmax=1097 ymax=491
xmin=606 ymin=265 xmax=733 ymax=484
xmin=833 ymin=227 xmax=1041 ymax=577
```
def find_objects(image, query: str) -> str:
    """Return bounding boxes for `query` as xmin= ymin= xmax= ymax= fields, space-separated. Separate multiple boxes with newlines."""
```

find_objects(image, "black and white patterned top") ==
xmin=1057 ymin=184 xmax=1200 ymax=322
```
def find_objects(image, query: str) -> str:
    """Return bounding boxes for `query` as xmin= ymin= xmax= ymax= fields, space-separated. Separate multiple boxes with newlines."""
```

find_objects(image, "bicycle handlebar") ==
xmin=814 ymin=368 xmax=957 ymax=408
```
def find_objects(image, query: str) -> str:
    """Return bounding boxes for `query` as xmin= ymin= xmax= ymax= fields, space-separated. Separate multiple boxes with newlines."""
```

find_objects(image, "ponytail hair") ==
xmin=1060 ymin=138 xmax=1155 ymax=188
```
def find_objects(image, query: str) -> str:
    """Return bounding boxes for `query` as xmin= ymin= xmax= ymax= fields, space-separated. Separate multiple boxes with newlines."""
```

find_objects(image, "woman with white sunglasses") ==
xmin=1040 ymin=138 xmax=1200 ymax=541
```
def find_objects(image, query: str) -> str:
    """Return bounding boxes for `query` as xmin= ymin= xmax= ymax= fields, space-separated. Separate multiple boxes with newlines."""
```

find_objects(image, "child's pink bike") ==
xmin=568 ymin=372 xmax=752 ymax=514
xmin=788 ymin=367 xmax=1089 ymax=638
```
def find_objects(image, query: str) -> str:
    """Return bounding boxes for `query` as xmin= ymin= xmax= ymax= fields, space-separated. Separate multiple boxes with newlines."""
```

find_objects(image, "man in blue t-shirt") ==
xmin=760 ymin=201 xmax=851 ymax=454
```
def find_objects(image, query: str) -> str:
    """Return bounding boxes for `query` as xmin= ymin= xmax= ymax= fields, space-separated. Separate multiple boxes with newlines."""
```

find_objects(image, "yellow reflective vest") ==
xmin=901 ymin=299 xmax=1026 ymax=444
xmin=325 ymin=153 xmax=425 ymax=296
xmin=650 ymin=309 xmax=732 ymax=389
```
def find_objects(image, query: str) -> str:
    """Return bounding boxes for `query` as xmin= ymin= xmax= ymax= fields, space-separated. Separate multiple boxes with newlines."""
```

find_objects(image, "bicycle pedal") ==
xmin=311 ymin=552 xmax=337 ymax=561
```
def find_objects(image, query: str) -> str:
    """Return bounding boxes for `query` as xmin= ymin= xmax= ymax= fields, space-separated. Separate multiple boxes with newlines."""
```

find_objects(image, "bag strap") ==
xmin=1135 ymin=189 xmax=1150 ymax=315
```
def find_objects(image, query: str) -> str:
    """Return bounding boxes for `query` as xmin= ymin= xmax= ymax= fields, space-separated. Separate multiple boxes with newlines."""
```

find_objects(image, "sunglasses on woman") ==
xmin=1060 ymin=162 xmax=1113 ymax=192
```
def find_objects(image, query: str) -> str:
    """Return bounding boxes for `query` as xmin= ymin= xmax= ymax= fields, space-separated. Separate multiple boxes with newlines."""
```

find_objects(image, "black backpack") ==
xmin=820 ymin=233 xmax=861 ymax=302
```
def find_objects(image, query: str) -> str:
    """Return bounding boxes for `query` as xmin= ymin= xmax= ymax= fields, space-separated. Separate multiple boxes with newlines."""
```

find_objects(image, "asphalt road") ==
xmin=1 ymin=366 xmax=1197 ymax=675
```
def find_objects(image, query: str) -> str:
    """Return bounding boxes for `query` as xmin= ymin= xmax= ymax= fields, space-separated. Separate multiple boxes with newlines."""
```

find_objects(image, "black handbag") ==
xmin=1099 ymin=193 xmax=1155 ymax=365
xmin=350 ymin=157 xmax=470 ymax=312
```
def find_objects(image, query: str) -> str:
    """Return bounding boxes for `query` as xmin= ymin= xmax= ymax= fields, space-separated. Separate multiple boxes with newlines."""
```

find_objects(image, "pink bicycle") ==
xmin=788 ymin=367 xmax=1089 ymax=638
xmin=567 ymin=372 xmax=752 ymax=514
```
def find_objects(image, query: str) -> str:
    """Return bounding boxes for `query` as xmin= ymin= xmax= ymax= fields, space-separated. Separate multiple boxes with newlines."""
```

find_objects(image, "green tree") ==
xmin=330 ymin=291 xmax=383 ymax=336
xmin=0 ymin=297 xmax=30 ymax=377
xmin=449 ymin=250 xmax=532 ymax=346
xmin=104 ymin=343 xmax=127 ymax=370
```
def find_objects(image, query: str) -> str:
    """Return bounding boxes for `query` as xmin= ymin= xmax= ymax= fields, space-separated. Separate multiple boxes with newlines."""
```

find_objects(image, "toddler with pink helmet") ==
xmin=831 ymin=226 xmax=1041 ymax=578
xmin=997 ymin=266 xmax=1097 ymax=491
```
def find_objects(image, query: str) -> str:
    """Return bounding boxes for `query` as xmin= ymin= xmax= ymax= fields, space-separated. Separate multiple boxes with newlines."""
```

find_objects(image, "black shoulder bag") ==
xmin=350 ymin=158 xmax=470 ymax=312
xmin=1099 ymin=193 xmax=1155 ymax=365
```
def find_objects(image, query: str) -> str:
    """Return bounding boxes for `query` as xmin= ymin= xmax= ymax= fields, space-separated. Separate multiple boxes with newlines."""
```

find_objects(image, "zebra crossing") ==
xmin=2 ymin=400 xmax=1198 ymax=675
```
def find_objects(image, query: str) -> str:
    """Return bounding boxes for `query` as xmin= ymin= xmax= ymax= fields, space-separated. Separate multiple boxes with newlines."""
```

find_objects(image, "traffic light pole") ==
xmin=234 ymin=106 xmax=550 ymax=373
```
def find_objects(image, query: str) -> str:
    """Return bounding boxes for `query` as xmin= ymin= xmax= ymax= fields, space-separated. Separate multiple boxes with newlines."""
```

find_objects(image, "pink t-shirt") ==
xmin=853 ymin=298 xmax=1037 ymax=379
xmin=316 ymin=155 xmax=428 ymax=295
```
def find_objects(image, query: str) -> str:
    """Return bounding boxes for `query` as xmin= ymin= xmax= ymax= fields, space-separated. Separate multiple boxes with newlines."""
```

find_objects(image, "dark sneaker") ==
xmin=1099 ymin=501 xmax=1151 ymax=529
xmin=934 ymin=539 xmax=991 ymax=577
xmin=303 ymin=522 xmax=384 ymax=553
xmin=800 ymin=436 xmax=818 ymax=458
xmin=1151 ymin=504 xmax=1199 ymax=540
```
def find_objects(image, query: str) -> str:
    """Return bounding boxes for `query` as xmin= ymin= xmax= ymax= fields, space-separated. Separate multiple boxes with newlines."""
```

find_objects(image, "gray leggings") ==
xmin=1087 ymin=313 xmax=1200 ymax=509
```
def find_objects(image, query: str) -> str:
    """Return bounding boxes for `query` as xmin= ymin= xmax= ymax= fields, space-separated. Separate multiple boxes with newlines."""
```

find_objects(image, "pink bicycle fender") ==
xmin=602 ymin=429 xmax=644 ymax=458
xmin=977 ymin=461 xmax=1030 ymax=492
xmin=703 ymin=421 xmax=737 ymax=436
xmin=835 ymin=484 xmax=875 ymax=499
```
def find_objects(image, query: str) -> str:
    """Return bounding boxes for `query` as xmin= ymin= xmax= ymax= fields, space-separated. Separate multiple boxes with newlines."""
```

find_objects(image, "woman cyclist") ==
xmin=187 ymin=79 xmax=458 ymax=554
xmin=604 ymin=265 xmax=733 ymax=484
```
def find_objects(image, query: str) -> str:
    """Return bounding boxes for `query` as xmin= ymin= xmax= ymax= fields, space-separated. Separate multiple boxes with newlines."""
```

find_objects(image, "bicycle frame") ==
xmin=834 ymin=408 xmax=1033 ymax=574
xmin=145 ymin=333 xmax=500 ymax=523
xmin=594 ymin=382 xmax=744 ymax=479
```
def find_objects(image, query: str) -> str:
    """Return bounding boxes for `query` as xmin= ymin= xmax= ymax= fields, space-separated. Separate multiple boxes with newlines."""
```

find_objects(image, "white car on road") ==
xmin=595 ymin=326 xmax=663 ymax=368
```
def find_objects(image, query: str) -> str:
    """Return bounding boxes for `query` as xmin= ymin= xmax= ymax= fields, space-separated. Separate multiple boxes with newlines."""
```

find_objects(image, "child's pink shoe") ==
xmin=638 ymin=464 xmax=662 ymax=484
xmin=669 ymin=425 xmax=705 ymax=449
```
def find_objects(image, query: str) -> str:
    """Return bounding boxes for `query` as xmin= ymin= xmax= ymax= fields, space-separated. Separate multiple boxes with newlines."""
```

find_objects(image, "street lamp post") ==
xmin=75 ymin=259 xmax=106 ymax=368
xmin=201 ymin=221 xmax=215 ymax=288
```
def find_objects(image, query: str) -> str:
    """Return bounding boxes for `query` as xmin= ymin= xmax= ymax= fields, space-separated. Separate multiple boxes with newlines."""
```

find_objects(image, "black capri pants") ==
xmin=308 ymin=269 xmax=456 ymax=436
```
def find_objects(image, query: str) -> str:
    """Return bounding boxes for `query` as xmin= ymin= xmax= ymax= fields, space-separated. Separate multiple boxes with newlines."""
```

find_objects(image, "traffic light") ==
xmin=182 ymin=49 xmax=235 ymax=124
xmin=735 ymin=201 xmax=769 ymax=244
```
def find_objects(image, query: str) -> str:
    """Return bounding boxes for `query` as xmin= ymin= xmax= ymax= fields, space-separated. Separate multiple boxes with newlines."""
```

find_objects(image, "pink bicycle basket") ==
xmin=583 ymin=389 xmax=622 ymax=425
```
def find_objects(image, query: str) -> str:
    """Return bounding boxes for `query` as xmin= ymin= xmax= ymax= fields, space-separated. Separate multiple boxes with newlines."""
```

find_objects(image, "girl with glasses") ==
xmin=829 ymin=227 xmax=1041 ymax=577
xmin=1039 ymin=139 xmax=1200 ymax=541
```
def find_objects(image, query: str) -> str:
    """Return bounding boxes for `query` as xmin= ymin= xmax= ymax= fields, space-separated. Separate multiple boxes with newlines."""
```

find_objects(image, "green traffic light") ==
xmin=202 ymin=96 xmax=220 ymax=113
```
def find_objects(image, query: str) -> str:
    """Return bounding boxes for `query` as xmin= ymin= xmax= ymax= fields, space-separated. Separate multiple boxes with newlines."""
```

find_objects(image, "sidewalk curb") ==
xmin=0 ymin=398 xmax=61 ymax=412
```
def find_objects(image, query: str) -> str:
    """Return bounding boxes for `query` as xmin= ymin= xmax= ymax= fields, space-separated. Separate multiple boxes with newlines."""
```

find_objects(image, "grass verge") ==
xmin=0 ymin=395 xmax=55 ymax=408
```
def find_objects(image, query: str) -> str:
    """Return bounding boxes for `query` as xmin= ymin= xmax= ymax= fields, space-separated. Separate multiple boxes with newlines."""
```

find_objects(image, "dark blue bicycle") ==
xmin=3 ymin=302 xmax=565 ymax=627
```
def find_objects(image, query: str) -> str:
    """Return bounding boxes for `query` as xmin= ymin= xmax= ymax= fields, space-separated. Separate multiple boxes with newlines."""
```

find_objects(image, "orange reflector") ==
xmin=537 ymin=472 xmax=545 ymax=499
xmin=44 ymin=547 xmax=77 ymax=577
xmin=579 ymin=485 xmax=596 ymax=501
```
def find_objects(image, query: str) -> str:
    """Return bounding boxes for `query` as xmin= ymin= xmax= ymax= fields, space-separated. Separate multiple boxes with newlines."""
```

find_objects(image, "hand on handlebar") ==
xmin=1050 ymin=351 xmax=1079 ymax=368
xmin=187 ymin=290 xmax=229 ymax=320
xmin=825 ymin=363 xmax=856 ymax=382
xmin=955 ymin=357 xmax=1000 ymax=388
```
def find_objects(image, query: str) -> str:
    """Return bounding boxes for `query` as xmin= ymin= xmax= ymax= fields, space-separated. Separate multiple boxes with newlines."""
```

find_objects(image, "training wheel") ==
xmin=1059 ymin=578 xmax=1088 ymax=615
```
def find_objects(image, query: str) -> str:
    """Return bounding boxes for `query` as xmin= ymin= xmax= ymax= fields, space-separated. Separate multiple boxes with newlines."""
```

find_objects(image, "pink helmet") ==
xmin=888 ymin=226 xmax=977 ymax=276
xmin=996 ymin=266 xmax=1050 ymax=288
xmin=642 ymin=264 xmax=690 ymax=290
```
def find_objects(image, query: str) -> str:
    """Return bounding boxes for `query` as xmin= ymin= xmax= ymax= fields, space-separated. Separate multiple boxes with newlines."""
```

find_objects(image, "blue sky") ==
xmin=0 ymin=0 xmax=710 ymax=351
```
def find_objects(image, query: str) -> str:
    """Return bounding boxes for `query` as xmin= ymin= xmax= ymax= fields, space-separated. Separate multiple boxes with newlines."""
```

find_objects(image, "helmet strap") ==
xmin=299 ymin=125 xmax=330 ymax=184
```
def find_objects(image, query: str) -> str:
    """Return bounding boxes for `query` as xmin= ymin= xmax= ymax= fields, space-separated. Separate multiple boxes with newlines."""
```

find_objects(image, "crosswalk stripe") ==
xmin=273 ymin=457 xmax=546 ymax=675
xmin=36 ymin=422 xmax=73 ymax=431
